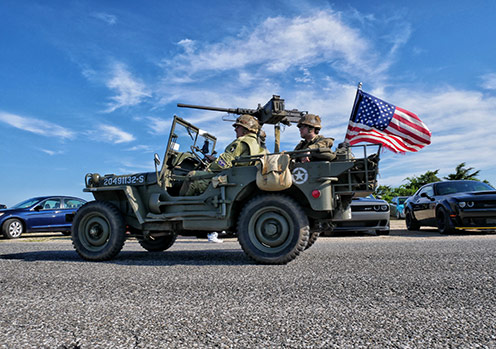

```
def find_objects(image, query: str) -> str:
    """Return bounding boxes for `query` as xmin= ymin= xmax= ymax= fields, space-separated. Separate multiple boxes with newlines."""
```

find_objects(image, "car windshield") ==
xmin=436 ymin=181 xmax=494 ymax=195
xmin=11 ymin=198 xmax=42 ymax=209
xmin=398 ymin=197 xmax=408 ymax=204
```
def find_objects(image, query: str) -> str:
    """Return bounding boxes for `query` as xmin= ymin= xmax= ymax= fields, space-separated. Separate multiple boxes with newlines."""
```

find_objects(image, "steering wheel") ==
xmin=190 ymin=145 xmax=208 ymax=167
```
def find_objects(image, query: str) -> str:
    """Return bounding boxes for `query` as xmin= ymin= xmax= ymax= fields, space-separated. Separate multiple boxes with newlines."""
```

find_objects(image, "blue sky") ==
xmin=1 ymin=0 xmax=496 ymax=206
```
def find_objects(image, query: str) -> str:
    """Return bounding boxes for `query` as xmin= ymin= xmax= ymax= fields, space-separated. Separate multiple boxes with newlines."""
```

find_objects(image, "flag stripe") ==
xmin=346 ymin=121 xmax=424 ymax=150
xmin=394 ymin=108 xmax=432 ymax=138
xmin=388 ymin=115 xmax=431 ymax=145
xmin=346 ymin=122 xmax=421 ymax=152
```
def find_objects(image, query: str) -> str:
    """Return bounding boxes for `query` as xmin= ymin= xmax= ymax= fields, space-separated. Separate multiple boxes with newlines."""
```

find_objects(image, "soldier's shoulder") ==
xmin=316 ymin=135 xmax=334 ymax=146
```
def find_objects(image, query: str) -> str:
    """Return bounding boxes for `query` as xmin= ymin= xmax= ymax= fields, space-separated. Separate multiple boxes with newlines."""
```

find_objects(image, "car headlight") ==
xmin=458 ymin=201 xmax=474 ymax=208
xmin=374 ymin=205 xmax=389 ymax=212
xmin=0 ymin=212 xmax=4 ymax=217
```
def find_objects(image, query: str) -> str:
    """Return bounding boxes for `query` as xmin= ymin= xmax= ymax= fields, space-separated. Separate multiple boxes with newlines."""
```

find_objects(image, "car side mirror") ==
xmin=420 ymin=192 xmax=434 ymax=201
xmin=34 ymin=205 xmax=43 ymax=211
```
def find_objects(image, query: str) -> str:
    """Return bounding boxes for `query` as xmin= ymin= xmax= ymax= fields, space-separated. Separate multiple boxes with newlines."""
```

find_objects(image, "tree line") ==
xmin=375 ymin=162 xmax=491 ymax=202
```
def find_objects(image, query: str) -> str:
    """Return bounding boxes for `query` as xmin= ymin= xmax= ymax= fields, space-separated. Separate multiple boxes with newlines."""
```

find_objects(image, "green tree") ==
xmin=403 ymin=169 xmax=441 ymax=191
xmin=444 ymin=162 xmax=480 ymax=180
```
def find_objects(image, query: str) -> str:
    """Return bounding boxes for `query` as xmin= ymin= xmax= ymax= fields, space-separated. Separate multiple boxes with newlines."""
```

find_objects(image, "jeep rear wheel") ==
xmin=139 ymin=233 xmax=177 ymax=252
xmin=305 ymin=230 xmax=320 ymax=250
xmin=72 ymin=201 xmax=126 ymax=261
xmin=237 ymin=195 xmax=309 ymax=264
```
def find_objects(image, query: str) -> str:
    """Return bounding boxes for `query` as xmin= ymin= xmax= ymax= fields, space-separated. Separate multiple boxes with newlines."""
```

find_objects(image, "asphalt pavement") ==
xmin=0 ymin=222 xmax=495 ymax=348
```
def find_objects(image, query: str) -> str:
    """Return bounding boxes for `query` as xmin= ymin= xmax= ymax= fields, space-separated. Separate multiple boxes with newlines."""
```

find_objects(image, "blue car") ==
xmin=0 ymin=196 xmax=86 ymax=239
xmin=389 ymin=196 xmax=410 ymax=219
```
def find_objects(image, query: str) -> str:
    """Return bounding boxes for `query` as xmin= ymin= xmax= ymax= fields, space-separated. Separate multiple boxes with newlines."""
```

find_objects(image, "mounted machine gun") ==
xmin=178 ymin=95 xmax=306 ymax=152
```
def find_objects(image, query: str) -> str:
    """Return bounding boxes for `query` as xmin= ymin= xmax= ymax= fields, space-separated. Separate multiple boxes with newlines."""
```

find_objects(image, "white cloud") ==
xmin=0 ymin=112 xmax=74 ymax=139
xmin=105 ymin=63 xmax=151 ymax=113
xmin=40 ymin=149 xmax=64 ymax=156
xmin=96 ymin=124 xmax=135 ymax=143
xmin=91 ymin=12 xmax=117 ymax=25
xmin=146 ymin=117 xmax=172 ymax=135
xmin=480 ymin=73 xmax=496 ymax=90
xmin=125 ymin=145 xmax=154 ymax=152
xmin=163 ymin=11 xmax=378 ymax=80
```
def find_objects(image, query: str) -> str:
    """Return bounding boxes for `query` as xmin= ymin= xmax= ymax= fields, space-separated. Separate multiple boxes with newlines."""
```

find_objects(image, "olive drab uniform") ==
xmin=180 ymin=133 xmax=265 ymax=196
xmin=294 ymin=135 xmax=336 ymax=161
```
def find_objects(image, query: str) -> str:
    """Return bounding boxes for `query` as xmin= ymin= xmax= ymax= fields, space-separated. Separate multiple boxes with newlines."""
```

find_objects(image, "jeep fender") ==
xmin=84 ymin=186 xmax=145 ymax=224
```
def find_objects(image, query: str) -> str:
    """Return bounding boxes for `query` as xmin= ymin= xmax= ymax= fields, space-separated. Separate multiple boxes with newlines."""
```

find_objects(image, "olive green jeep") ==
xmin=72 ymin=96 xmax=381 ymax=264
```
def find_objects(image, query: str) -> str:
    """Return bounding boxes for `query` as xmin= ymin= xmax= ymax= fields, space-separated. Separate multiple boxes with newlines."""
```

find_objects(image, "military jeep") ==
xmin=72 ymin=96 xmax=381 ymax=264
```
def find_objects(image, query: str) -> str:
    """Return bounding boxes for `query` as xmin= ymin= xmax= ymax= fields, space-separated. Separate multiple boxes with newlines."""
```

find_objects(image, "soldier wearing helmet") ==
xmin=180 ymin=114 xmax=266 ymax=196
xmin=294 ymin=114 xmax=335 ymax=162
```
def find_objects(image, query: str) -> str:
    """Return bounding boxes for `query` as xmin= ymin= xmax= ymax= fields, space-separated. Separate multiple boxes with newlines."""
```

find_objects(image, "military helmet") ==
xmin=297 ymin=114 xmax=322 ymax=129
xmin=232 ymin=114 xmax=260 ymax=133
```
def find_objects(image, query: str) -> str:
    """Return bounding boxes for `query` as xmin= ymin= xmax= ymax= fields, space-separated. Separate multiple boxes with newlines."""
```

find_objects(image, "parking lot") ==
xmin=1 ymin=221 xmax=495 ymax=348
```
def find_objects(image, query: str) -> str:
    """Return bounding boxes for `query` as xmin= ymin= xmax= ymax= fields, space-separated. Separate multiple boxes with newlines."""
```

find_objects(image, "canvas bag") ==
xmin=256 ymin=153 xmax=292 ymax=191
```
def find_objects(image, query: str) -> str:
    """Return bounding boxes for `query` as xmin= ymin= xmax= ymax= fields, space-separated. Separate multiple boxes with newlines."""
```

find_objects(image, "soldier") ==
xmin=180 ymin=114 xmax=266 ymax=196
xmin=294 ymin=114 xmax=335 ymax=162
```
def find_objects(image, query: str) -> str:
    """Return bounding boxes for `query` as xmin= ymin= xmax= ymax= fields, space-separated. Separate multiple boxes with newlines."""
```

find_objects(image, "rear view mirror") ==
xmin=34 ymin=205 xmax=43 ymax=211
xmin=154 ymin=153 xmax=161 ymax=166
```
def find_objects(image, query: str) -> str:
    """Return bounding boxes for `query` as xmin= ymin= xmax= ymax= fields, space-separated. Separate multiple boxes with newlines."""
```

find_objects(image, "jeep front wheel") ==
xmin=237 ymin=195 xmax=309 ymax=264
xmin=72 ymin=201 xmax=126 ymax=261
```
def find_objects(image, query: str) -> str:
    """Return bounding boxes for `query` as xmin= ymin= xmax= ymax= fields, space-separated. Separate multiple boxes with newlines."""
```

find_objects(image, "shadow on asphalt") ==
xmin=0 ymin=248 xmax=256 ymax=266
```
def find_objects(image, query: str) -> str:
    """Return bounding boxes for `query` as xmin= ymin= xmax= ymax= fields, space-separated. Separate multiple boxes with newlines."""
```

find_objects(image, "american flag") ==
xmin=345 ymin=90 xmax=431 ymax=153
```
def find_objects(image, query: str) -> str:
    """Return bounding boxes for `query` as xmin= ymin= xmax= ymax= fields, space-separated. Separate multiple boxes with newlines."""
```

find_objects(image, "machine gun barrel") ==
xmin=177 ymin=103 xmax=257 ymax=116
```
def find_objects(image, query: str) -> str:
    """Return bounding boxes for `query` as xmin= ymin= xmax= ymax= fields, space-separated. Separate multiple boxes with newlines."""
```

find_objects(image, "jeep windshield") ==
xmin=161 ymin=116 xmax=217 ymax=176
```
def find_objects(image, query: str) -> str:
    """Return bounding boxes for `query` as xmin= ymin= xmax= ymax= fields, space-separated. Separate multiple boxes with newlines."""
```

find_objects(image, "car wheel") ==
xmin=237 ymin=194 xmax=309 ymax=264
xmin=139 ymin=233 xmax=177 ymax=252
xmin=436 ymin=208 xmax=455 ymax=234
xmin=405 ymin=209 xmax=420 ymax=231
xmin=2 ymin=218 xmax=24 ymax=239
xmin=71 ymin=201 xmax=126 ymax=261
xmin=376 ymin=229 xmax=390 ymax=236
xmin=305 ymin=230 xmax=320 ymax=250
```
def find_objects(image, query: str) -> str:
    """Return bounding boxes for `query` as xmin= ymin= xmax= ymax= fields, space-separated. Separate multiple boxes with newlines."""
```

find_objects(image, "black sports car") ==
xmin=404 ymin=180 xmax=496 ymax=234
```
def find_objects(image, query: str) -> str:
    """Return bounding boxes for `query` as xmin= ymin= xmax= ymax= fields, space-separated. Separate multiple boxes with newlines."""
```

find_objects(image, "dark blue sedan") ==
xmin=0 ymin=196 xmax=86 ymax=239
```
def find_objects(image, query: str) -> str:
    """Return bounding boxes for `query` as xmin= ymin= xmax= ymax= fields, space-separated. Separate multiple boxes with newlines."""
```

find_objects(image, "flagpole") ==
xmin=344 ymin=82 xmax=363 ymax=144
xmin=349 ymin=82 xmax=362 ymax=120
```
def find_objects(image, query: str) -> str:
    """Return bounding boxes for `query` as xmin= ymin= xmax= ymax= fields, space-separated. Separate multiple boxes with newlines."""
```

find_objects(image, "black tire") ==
xmin=436 ymin=207 xmax=455 ymax=234
xmin=305 ymin=230 xmax=320 ymax=250
xmin=237 ymin=194 xmax=310 ymax=264
xmin=139 ymin=234 xmax=177 ymax=252
xmin=2 ymin=218 xmax=24 ymax=239
xmin=71 ymin=201 xmax=126 ymax=261
xmin=405 ymin=209 xmax=420 ymax=231
xmin=376 ymin=229 xmax=390 ymax=235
